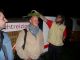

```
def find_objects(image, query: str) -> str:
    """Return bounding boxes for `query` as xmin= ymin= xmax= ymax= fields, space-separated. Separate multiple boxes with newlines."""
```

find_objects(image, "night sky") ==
xmin=0 ymin=0 xmax=80 ymax=18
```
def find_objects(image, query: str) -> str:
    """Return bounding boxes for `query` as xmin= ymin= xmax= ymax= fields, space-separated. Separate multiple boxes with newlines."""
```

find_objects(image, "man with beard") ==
xmin=34 ymin=10 xmax=67 ymax=60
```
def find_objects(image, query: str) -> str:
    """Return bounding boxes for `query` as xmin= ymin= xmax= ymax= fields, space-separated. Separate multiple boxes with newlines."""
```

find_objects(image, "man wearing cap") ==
xmin=16 ymin=11 xmax=44 ymax=60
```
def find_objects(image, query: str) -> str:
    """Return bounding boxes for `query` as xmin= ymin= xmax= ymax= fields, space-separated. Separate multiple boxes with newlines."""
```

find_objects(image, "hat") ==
xmin=27 ymin=10 xmax=40 ymax=17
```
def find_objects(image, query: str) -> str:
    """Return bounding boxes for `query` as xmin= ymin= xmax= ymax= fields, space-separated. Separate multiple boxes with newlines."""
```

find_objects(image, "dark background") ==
xmin=0 ymin=1 xmax=80 ymax=60
xmin=0 ymin=0 xmax=80 ymax=18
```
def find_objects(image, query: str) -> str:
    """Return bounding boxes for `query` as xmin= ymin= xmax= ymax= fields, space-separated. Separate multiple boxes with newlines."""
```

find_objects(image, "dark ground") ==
xmin=40 ymin=42 xmax=80 ymax=60
xmin=14 ymin=41 xmax=80 ymax=60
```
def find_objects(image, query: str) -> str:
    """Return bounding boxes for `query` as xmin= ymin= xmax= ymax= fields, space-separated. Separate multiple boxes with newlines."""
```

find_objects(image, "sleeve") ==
xmin=40 ymin=31 xmax=44 ymax=53
xmin=3 ymin=33 xmax=14 ymax=60
xmin=15 ymin=30 xmax=26 ymax=59
xmin=46 ymin=19 xmax=53 ymax=29
xmin=63 ymin=28 xmax=67 ymax=39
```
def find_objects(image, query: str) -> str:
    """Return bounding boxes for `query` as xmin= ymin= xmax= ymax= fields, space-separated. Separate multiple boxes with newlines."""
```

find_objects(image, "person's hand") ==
xmin=31 ymin=10 xmax=47 ymax=22
xmin=31 ymin=10 xmax=39 ymax=13
xmin=31 ymin=10 xmax=41 ymax=16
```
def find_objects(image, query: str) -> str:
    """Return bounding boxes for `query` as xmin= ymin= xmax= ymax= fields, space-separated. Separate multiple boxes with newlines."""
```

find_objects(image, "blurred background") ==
xmin=0 ymin=0 xmax=80 ymax=60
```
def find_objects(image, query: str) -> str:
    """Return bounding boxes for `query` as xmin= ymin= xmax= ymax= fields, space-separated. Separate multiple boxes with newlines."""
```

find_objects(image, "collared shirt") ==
xmin=0 ymin=32 xmax=14 ymax=60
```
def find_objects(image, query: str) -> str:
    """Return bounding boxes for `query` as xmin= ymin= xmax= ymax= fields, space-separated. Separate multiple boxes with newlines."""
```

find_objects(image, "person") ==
xmin=15 ymin=13 xmax=44 ymax=60
xmin=34 ymin=10 xmax=67 ymax=60
xmin=0 ymin=10 xmax=14 ymax=60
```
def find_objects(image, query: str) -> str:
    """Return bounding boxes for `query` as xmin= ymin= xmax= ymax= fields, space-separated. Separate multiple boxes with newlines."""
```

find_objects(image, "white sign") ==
xmin=2 ymin=22 xmax=30 ymax=32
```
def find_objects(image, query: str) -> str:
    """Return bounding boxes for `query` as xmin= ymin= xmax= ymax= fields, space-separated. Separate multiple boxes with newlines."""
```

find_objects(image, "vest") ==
xmin=48 ymin=22 xmax=66 ymax=46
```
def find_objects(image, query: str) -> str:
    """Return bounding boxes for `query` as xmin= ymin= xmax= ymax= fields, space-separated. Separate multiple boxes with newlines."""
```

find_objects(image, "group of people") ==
xmin=0 ymin=10 xmax=67 ymax=60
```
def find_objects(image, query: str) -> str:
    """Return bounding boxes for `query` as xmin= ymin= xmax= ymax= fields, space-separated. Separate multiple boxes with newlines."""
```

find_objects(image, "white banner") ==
xmin=2 ymin=22 xmax=30 ymax=32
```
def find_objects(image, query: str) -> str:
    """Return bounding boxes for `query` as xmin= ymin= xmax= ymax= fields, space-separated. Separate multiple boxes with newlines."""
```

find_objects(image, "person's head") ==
xmin=55 ymin=14 xmax=64 ymax=24
xmin=0 ymin=11 xmax=8 ymax=30
xmin=29 ymin=16 xmax=39 ymax=27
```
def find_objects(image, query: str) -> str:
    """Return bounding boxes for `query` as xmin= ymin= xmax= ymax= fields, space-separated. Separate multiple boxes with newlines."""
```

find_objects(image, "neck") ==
xmin=28 ymin=24 xmax=39 ymax=37
xmin=30 ymin=24 xmax=38 ymax=28
xmin=56 ymin=22 xmax=61 ymax=25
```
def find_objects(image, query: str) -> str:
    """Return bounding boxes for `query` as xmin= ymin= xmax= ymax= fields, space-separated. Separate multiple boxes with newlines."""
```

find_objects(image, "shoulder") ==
xmin=3 ymin=32 xmax=9 ymax=40
xmin=19 ymin=29 xmax=29 ymax=36
xmin=19 ymin=30 xmax=25 ymax=34
xmin=3 ymin=32 xmax=7 ymax=36
xmin=2 ymin=32 xmax=11 ymax=45
xmin=61 ymin=24 xmax=66 ymax=29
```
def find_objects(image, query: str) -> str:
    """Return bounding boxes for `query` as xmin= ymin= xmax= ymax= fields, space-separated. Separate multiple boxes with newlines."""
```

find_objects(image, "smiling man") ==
xmin=16 ymin=12 xmax=44 ymax=60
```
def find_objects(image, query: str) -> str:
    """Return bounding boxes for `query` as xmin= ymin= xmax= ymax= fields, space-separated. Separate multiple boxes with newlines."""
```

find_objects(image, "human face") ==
xmin=30 ymin=16 xmax=39 ymax=27
xmin=55 ymin=15 xmax=63 ymax=24
xmin=0 ymin=12 xmax=8 ymax=30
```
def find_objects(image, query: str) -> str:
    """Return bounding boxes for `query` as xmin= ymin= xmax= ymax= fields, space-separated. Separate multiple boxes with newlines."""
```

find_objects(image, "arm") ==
xmin=46 ymin=20 xmax=53 ymax=28
xmin=15 ymin=30 xmax=26 ymax=59
xmin=3 ymin=33 xmax=14 ymax=60
xmin=39 ymin=14 xmax=53 ymax=28
xmin=63 ymin=28 xmax=67 ymax=41
xmin=32 ymin=10 xmax=53 ymax=28
xmin=2 ymin=45 xmax=8 ymax=60
xmin=40 ymin=31 xmax=44 ymax=53
xmin=40 ymin=15 xmax=53 ymax=28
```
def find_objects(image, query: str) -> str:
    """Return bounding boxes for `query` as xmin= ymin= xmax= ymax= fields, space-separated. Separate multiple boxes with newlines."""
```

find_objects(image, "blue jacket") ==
xmin=0 ymin=32 xmax=14 ymax=60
